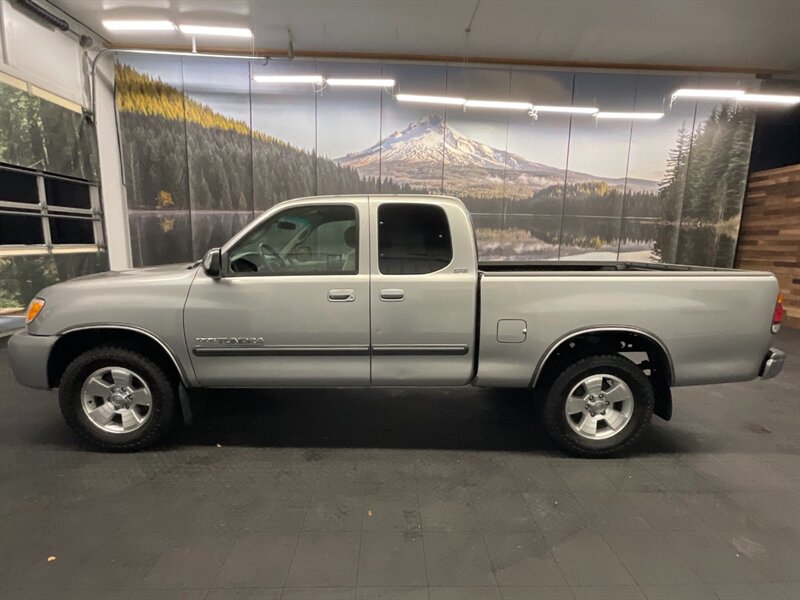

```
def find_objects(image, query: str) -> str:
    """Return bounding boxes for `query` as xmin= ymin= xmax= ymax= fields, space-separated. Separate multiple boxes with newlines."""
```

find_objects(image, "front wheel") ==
xmin=542 ymin=354 xmax=655 ymax=457
xmin=59 ymin=345 xmax=178 ymax=451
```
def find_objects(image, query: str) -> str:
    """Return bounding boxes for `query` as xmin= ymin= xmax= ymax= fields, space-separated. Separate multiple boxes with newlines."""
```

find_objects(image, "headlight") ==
xmin=26 ymin=298 xmax=45 ymax=324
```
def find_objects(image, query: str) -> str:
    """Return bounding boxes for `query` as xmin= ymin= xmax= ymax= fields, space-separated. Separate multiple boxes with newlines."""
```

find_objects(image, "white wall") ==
xmin=93 ymin=52 xmax=132 ymax=270
xmin=0 ymin=0 xmax=131 ymax=269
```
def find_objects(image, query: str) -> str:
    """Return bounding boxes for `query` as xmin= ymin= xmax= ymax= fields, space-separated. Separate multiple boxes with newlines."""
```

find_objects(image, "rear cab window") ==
xmin=378 ymin=203 xmax=453 ymax=275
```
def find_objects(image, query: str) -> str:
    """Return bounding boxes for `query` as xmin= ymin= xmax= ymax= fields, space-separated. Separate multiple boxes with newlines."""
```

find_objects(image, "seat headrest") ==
xmin=344 ymin=225 xmax=357 ymax=249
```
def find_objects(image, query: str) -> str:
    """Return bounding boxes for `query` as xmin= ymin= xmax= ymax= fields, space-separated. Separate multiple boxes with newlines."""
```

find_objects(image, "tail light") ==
xmin=772 ymin=293 xmax=784 ymax=334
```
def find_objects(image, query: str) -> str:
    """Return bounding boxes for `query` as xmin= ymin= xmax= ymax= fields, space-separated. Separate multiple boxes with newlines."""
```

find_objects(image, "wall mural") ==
xmin=115 ymin=56 xmax=756 ymax=268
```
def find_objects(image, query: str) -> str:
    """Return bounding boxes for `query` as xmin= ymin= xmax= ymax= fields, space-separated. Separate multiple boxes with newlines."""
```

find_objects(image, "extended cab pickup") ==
xmin=8 ymin=195 xmax=786 ymax=456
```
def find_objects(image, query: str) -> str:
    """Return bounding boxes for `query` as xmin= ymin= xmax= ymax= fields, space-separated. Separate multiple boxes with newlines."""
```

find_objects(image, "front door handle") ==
xmin=328 ymin=289 xmax=355 ymax=302
xmin=380 ymin=288 xmax=405 ymax=302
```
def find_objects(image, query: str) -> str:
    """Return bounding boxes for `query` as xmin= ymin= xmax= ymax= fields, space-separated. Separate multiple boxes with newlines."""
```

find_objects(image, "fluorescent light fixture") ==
xmin=532 ymin=105 xmax=599 ymax=115
xmin=326 ymin=78 xmax=395 ymax=87
xmin=103 ymin=20 xmax=176 ymax=31
xmin=117 ymin=49 xmax=265 ymax=60
xmin=596 ymin=112 xmax=664 ymax=120
xmin=253 ymin=75 xmax=324 ymax=84
xmin=178 ymin=24 xmax=253 ymax=38
xmin=464 ymin=99 xmax=533 ymax=110
xmin=396 ymin=94 xmax=466 ymax=106
xmin=672 ymin=88 xmax=745 ymax=99
xmin=737 ymin=93 xmax=800 ymax=105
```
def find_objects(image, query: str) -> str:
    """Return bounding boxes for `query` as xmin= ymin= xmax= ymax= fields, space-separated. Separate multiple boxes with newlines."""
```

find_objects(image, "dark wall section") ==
xmin=750 ymin=102 xmax=800 ymax=171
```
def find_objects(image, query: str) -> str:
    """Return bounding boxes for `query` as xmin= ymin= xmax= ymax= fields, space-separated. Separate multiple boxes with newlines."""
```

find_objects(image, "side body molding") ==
xmin=531 ymin=326 xmax=676 ymax=387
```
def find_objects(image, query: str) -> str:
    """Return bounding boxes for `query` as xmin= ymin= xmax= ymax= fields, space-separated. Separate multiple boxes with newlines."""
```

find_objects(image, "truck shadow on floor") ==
xmin=170 ymin=386 xmax=692 ymax=455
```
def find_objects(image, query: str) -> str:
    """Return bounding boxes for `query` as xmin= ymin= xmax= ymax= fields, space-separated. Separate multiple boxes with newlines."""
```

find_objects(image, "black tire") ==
xmin=542 ymin=354 xmax=654 ymax=458
xmin=59 ymin=345 xmax=178 ymax=451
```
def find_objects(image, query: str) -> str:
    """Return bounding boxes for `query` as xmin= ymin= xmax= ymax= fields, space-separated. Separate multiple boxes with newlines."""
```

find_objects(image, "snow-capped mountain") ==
xmin=338 ymin=114 xmax=562 ymax=175
xmin=335 ymin=114 xmax=657 ymax=196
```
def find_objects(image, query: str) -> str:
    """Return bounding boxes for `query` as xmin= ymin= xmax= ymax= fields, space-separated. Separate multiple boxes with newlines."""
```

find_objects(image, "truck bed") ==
xmin=474 ymin=263 xmax=779 ymax=388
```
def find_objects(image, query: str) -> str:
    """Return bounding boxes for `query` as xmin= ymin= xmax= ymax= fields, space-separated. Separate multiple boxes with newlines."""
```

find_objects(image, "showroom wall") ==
xmin=116 ymin=55 xmax=757 ymax=268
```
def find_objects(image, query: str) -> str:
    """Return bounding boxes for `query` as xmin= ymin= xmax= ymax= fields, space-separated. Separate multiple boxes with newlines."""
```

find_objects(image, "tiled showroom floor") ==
xmin=0 ymin=329 xmax=798 ymax=600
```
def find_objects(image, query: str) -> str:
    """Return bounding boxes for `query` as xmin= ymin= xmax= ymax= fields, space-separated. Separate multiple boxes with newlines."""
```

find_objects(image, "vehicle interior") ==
xmin=227 ymin=205 xmax=358 ymax=275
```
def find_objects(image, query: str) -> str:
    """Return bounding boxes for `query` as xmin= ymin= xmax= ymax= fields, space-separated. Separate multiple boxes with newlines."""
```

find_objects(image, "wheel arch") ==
xmin=531 ymin=326 xmax=675 ymax=390
xmin=48 ymin=325 xmax=189 ymax=389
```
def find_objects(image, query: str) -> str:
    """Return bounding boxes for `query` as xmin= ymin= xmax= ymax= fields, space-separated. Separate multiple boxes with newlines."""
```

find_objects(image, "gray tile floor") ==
xmin=0 ymin=329 xmax=798 ymax=600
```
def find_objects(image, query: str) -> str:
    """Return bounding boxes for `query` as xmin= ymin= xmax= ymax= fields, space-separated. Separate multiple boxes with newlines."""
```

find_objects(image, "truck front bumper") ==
xmin=759 ymin=348 xmax=785 ymax=380
xmin=7 ymin=331 xmax=58 ymax=390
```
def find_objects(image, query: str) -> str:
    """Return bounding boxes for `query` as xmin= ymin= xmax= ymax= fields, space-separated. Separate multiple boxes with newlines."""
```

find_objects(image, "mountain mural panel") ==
xmin=336 ymin=114 xmax=658 ymax=202
xmin=114 ymin=57 xmax=754 ymax=268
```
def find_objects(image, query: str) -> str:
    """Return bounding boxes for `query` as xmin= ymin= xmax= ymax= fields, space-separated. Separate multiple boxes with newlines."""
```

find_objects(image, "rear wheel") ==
xmin=542 ymin=354 xmax=654 ymax=457
xmin=59 ymin=345 xmax=177 ymax=451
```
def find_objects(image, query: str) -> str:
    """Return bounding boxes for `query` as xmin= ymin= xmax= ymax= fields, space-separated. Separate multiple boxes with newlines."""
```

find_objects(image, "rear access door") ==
xmin=368 ymin=197 xmax=479 ymax=385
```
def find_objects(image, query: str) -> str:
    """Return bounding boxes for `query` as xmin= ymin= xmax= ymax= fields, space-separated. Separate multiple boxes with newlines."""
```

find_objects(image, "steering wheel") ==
xmin=258 ymin=242 xmax=286 ymax=273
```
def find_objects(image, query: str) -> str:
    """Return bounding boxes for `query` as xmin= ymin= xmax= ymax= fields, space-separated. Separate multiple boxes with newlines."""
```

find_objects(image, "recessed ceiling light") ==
xmin=253 ymin=75 xmax=324 ymax=84
xmin=532 ymin=105 xmax=599 ymax=115
xmin=737 ymin=93 xmax=800 ymax=105
xmin=596 ymin=112 xmax=664 ymax=120
xmin=326 ymin=78 xmax=395 ymax=87
xmin=464 ymin=99 xmax=533 ymax=110
xmin=178 ymin=24 xmax=253 ymax=38
xmin=103 ymin=20 xmax=176 ymax=31
xmin=396 ymin=94 xmax=466 ymax=106
xmin=672 ymin=88 xmax=745 ymax=100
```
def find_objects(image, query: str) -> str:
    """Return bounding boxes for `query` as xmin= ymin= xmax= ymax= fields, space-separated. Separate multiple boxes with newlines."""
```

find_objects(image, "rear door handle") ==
xmin=328 ymin=289 xmax=355 ymax=302
xmin=380 ymin=288 xmax=405 ymax=302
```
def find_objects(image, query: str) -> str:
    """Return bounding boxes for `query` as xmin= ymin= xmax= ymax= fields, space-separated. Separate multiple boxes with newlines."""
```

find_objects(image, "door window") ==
xmin=378 ymin=203 xmax=453 ymax=275
xmin=227 ymin=204 xmax=358 ymax=276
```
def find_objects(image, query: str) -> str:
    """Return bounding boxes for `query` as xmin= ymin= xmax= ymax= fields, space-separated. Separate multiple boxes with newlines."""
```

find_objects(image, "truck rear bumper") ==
xmin=7 ymin=331 xmax=57 ymax=390
xmin=759 ymin=348 xmax=785 ymax=380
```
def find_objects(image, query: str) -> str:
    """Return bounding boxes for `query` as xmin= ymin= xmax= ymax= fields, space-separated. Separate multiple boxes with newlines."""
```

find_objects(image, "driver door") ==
xmin=184 ymin=198 xmax=370 ymax=387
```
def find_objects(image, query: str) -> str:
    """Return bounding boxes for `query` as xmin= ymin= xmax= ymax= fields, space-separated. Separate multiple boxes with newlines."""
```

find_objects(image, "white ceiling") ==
xmin=51 ymin=0 xmax=800 ymax=73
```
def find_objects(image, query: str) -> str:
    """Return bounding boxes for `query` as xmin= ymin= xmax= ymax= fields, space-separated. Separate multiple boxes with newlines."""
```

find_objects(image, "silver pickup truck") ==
xmin=8 ymin=195 xmax=786 ymax=456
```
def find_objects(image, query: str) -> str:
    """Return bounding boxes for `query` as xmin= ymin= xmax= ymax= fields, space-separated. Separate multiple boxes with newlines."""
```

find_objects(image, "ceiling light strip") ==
xmin=672 ymin=88 xmax=745 ymax=99
xmin=737 ymin=93 xmax=800 ymax=105
xmin=533 ymin=105 xmax=599 ymax=114
xmin=116 ymin=49 xmax=264 ymax=60
xmin=396 ymin=94 xmax=466 ymax=106
xmin=464 ymin=99 xmax=533 ymax=110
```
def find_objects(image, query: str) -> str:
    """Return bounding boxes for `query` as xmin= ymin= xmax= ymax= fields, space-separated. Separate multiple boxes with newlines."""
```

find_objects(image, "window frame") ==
xmin=0 ymin=164 xmax=103 ymax=257
xmin=377 ymin=202 xmax=454 ymax=276
xmin=223 ymin=202 xmax=360 ymax=278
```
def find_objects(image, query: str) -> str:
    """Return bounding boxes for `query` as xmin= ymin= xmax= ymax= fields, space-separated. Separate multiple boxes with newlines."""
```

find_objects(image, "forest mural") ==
xmin=115 ymin=56 xmax=755 ymax=267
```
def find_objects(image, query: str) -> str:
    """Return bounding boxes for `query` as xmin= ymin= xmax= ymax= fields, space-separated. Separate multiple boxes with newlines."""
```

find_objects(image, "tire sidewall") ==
xmin=544 ymin=356 xmax=654 ymax=456
xmin=59 ymin=347 xmax=175 ymax=450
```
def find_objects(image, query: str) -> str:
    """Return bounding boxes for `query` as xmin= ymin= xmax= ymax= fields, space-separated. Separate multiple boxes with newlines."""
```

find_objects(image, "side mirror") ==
xmin=202 ymin=248 xmax=221 ymax=278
